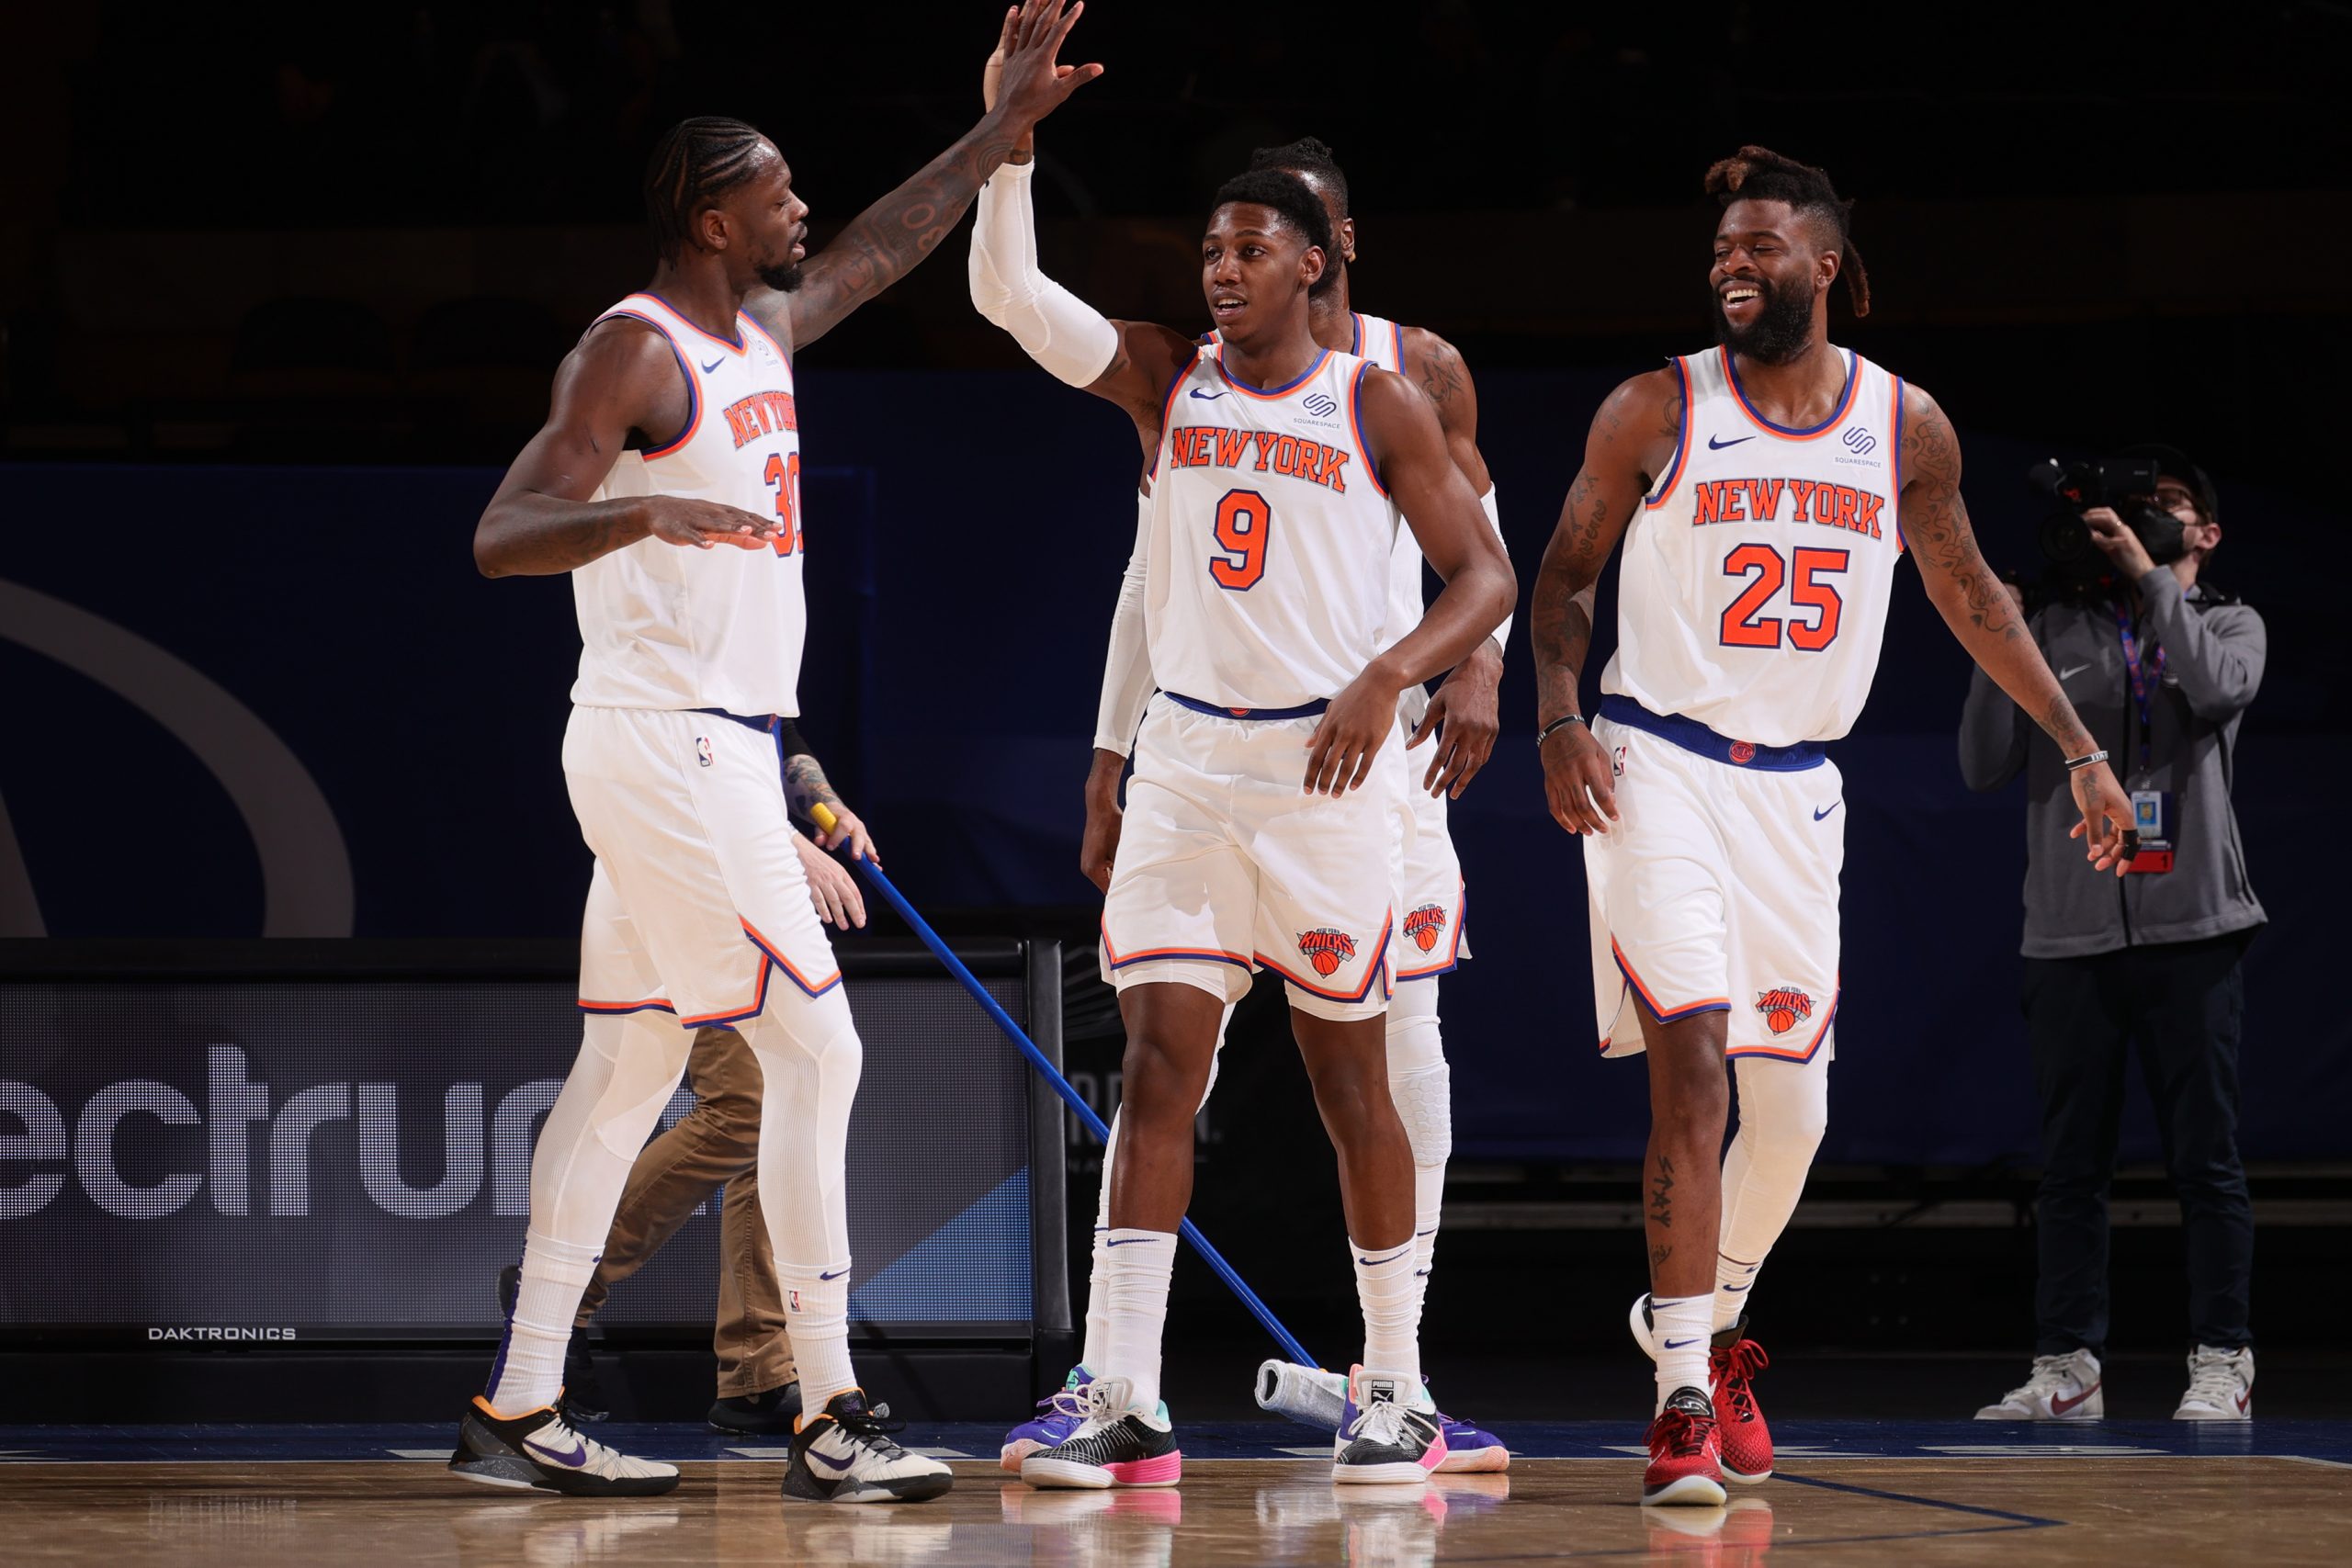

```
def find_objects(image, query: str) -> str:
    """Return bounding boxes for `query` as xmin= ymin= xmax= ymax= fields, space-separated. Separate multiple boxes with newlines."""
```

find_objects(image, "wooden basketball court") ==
xmin=5 ymin=1420 xmax=2346 ymax=1564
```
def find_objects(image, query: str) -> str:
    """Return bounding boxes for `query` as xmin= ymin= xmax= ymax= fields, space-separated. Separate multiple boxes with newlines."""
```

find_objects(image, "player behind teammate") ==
xmin=968 ymin=142 xmax=1514 ymax=1485
xmin=447 ymin=1 xmax=1097 ymax=1502
xmin=1005 ymin=130 xmax=1510 ymax=1474
xmin=1528 ymin=146 xmax=2137 ymax=1506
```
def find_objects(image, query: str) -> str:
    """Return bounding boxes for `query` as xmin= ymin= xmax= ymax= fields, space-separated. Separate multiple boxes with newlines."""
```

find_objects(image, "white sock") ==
xmin=778 ymin=1263 xmax=854 ymax=1412
xmin=1650 ymin=1292 xmax=1713 ymax=1411
xmin=1352 ymin=1237 xmax=1425 ymax=1401
xmin=1713 ymin=1252 xmax=1760 ymax=1334
xmin=488 ymin=1230 xmax=603 ymax=1414
xmin=1102 ymin=1228 xmax=1178 ymax=1411
xmin=1411 ymin=1160 xmax=1445 ymax=1314
xmin=1080 ymin=1111 xmax=1120 ymax=1372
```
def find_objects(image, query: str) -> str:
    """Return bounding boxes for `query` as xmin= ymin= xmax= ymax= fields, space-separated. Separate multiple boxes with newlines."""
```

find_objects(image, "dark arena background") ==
xmin=2 ymin=2 xmax=2348 ymax=1562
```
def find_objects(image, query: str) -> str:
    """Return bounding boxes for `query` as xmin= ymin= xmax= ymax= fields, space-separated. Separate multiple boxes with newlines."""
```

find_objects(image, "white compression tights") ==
xmin=489 ymin=984 xmax=866 ymax=1412
xmin=1713 ymin=1039 xmax=1832 ymax=1332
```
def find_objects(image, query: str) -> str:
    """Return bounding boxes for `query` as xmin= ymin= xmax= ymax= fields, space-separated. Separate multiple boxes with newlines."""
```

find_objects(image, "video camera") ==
xmin=2027 ymin=456 xmax=2188 ymax=581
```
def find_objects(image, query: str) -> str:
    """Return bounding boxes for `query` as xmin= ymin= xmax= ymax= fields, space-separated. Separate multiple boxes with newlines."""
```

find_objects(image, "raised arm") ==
xmin=1531 ymin=368 xmax=1679 ymax=834
xmin=473 ymin=321 xmax=778 ymax=577
xmin=771 ymin=0 xmax=1102 ymax=353
xmin=1902 ymin=383 xmax=2135 ymax=872
xmin=1302 ymin=369 xmax=1514 ymax=796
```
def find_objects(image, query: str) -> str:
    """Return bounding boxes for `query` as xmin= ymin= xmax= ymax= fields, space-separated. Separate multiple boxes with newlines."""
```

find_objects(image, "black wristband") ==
xmin=770 ymin=716 xmax=813 ymax=760
xmin=2063 ymin=747 xmax=2109 ymax=773
xmin=1536 ymin=714 xmax=1587 ymax=747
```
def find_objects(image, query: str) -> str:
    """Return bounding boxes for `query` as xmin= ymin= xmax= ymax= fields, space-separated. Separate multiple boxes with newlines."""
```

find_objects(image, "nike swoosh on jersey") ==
xmin=1707 ymin=434 xmax=1756 ymax=449
xmin=1814 ymin=803 xmax=1841 ymax=821
xmin=1188 ymin=388 xmax=1227 ymax=400
xmin=699 ymin=356 xmax=725 ymax=374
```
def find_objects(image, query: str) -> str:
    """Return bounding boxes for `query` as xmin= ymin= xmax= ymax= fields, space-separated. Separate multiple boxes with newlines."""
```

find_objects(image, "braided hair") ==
xmin=1702 ymin=145 xmax=1870 ymax=318
xmin=1211 ymin=169 xmax=1340 ymax=296
xmin=1248 ymin=136 xmax=1350 ymax=216
xmin=644 ymin=117 xmax=769 ymax=264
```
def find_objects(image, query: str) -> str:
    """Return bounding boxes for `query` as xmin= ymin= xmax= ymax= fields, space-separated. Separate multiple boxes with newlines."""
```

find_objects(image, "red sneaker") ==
xmin=1710 ymin=1324 xmax=1772 ymax=1483
xmin=1642 ymin=1387 xmax=1726 ymax=1506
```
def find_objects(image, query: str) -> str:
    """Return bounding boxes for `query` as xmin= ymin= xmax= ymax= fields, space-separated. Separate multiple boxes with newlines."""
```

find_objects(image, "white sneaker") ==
xmin=2175 ymin=1345 xmax=2254 ymax=1420
xmin=782 ymin=1389 xmax=953 ymax=1504
xmin=1974 ymin=1350 xmax=2104 ymax=1420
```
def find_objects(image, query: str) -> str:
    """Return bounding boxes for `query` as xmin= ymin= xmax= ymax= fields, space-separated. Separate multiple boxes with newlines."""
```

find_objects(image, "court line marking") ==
xmin=1774 ymin=1470 xmax=2064 ymax=1528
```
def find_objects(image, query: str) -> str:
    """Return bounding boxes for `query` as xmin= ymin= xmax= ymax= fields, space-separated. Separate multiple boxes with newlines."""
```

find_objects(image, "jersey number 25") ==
xmin=1721 ymin=544 xmax=1847 ymax=650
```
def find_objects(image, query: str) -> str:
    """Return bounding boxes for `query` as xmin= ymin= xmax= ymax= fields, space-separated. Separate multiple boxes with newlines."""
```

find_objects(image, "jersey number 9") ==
xmin=1210 ymin=488 xmax=1271 ymax=591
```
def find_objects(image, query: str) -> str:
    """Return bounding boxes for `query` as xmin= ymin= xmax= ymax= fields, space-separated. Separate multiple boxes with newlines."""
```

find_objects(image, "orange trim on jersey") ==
xmin=740 ymin=916 xmax=844 ymax=997
xmin=678 ymin=955 xmax=771 ymax=1026
xmin=627 ymin=291 xmax=746 ymax=355
xmin=580 ymin=993 xmax=675 ymax=1016
xmin=1611 ymin=937 xmax=1731 ymax=1022
xmin=1348 ymin=360 xmax=1388 ymax=497
xmin=1100 ymin=917 xmax=1252 ymax=972
xmin=1390 ymin=320 xmax=1406 ymax=377
xmin=1721 ymin=344 xmax=1859 ymax=441
xmin=1889 ymin=373 xmax=1908 ymax=555
xmin=1212 ymin=347 xmax=1331 ymax=400
xmin=1728 ymin=983 xmax=1839 ymax=1064
xmin=740 ymin=311 xmax=793 ymax=367
xmin=596 ymin=309 xmax=702 ymax=458
xmin=1349 ymin=313 xmax=1364 ymax=355
xmin=1393 ymin=878 xmax=1466 ymax=980
xmin=1253 ymin=913 xmax=1394 ymax=1003
xmin=1145 ymin=349 xmax=1203 ymax=480
xmin=1642 ymin=355 xmax=1695 ymax=511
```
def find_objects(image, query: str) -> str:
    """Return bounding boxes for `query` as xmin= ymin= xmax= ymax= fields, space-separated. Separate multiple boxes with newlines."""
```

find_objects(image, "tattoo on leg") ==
xmin=1647 ymin=1153 xmax=1675 ymax=1230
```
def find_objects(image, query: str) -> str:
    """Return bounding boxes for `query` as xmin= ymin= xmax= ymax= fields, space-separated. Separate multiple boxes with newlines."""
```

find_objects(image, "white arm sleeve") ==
xmin=1481 ymin=484 xmax=1513 ymax=654
xmin=1092 ymin=492 xmax=1155 ymax=755
xmin=967 ymin=162 xmax=1119 ymax=388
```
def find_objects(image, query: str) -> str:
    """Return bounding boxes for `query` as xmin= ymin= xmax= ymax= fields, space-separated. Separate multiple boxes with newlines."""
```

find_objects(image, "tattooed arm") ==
xmin=758 ymin=0 xmax=1102 ymax=354
xmin=776 ymin=725 xmax=880 ymax=863
xmin=473 ymin=320 xmax=779 ymax=577
xmin=1532 ymin=368 xmax=1679 ymax=834
xmin=1901 ymin=383 xmax=2136 ymax=873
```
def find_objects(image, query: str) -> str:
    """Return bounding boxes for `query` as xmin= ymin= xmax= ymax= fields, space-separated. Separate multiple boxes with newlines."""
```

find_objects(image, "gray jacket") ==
xmin=1957 ymin=568 xmax=2266 ymax=958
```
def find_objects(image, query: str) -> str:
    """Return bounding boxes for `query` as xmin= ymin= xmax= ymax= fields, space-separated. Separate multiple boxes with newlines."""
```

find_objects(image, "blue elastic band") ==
xmin=1163 ymin=691 xmax=1331 ymax=721
xmin=1597 ymin=695 xmax=1825 ymax=772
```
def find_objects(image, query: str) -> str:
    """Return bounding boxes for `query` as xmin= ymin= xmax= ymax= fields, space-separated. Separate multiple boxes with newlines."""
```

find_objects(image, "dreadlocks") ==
xmin=644 ymin=117 xmax=769 ymax=264
xmin=1703 ymin=145 xmax=1870 ymax=318
xmin=1248 ymin=135 xmax=1350 ymax=216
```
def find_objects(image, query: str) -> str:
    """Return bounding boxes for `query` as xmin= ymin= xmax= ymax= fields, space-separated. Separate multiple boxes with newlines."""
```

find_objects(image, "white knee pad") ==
xmin=577 ymin=1010 xmax=694 ymax=1159
xmin=741 ymin=989 xmax=864 ymax=1267
xmin=1385 ymin=984 xmax=1450 ymax=1169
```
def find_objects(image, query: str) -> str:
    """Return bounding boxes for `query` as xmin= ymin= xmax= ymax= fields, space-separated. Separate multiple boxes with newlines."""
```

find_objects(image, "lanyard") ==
xmin=2111 ymin=600 xmax=2167 ymax=774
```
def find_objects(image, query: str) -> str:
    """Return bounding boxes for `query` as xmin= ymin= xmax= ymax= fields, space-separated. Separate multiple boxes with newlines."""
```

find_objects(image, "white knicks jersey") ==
xmin=570 ymin=291 xmax=808 ymax=717
xmin=1144 ymin=344 xmax=1402 ymax=709
xmin=1601 ymin=344 xmax=1906 ymax=747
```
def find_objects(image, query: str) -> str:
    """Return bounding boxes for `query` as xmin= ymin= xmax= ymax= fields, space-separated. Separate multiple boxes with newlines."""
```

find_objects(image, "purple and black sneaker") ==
xmin=1001 ymin=1363 xmax=1094 ymax=1472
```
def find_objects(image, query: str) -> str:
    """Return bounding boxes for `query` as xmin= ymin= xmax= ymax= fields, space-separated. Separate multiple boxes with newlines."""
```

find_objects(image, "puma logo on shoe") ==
xmin=2051 ymin=1383 xmax=2099 ymax=1415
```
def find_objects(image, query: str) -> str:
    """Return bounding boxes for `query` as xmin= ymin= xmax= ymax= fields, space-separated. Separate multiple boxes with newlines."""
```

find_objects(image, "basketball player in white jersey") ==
xmin=1023 ymin=134 xmax=1511 ymax=1475
xmin=1528 ymin=146 xmax=2137 ymax=1506
xmin=969 ymin=148 xmax=1514 ymax=1487
xmin=446 ymin=2 xmax=1098 ymax=1502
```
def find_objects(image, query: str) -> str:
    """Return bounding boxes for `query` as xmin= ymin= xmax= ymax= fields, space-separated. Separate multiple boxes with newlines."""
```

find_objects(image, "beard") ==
xmin=757 ymin=259 xmax=805 ymax=292
xmin=1712 ymin=276 xmax=1815 ymax=365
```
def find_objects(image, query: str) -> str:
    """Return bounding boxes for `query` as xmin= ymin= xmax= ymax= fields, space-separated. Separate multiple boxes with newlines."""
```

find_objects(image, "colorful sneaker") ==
xmin=1974 ymin=1349 xmax=2103 ymax=1421
xmin=2175 ymin=1345 xmax=2255 ymax=1420
xmin=447 ymin=1396 xmax=679 ymax=1496
xmin=781 ymin=1389 xmax=953 ymax=1505
xmin=1643 ymin=1386 xmax=1726 ymax=1506
xmin=1021 ymin=1376 xmax=1182 ymax=1490
xmin=1432 ymin=1413 xmax=1510 ymax=1473
xmin=1708 ymin=1318 xmax=1771 ymax=1483
xmin=1333 ymin=1366 xmax=1446 ymax=1484
xmin=1002 ymin=1364 xmax=1095 ymax=1472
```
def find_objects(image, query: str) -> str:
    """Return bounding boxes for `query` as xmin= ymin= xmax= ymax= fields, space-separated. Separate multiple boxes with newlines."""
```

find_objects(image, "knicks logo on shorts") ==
xmin=1754 ymin=986 xmax=1815 ymax=1036
xmin=1403 ymin=904 xmax=1448 ymax=953
xmin=1297 ymin=928 xmax=1358 ymax=977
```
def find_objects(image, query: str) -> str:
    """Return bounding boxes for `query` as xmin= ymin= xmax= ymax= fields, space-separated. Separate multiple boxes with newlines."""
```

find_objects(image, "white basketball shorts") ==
xmin=1392 ymin=743 xmax=1468 ymax=984
xmin=1583 ymin=698 xmax=1842 ymax=1063
xmin=563 ymin=705 xmax=841 ymax=1027
xmin=1102 ymin=693 xmax=1402 ymax=1022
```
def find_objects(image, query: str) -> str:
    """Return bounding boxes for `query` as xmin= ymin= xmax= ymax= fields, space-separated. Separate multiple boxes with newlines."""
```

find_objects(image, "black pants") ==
xmin=2025 ymin=928 xmax=2256 ymax=1358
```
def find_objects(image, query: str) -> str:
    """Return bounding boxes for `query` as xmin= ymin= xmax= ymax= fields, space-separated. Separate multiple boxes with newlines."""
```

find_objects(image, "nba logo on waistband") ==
xmin=789 ymin=1290 xmax=801 ymax=1313
xmin=695 ymin=737 xmax=715 ymax=768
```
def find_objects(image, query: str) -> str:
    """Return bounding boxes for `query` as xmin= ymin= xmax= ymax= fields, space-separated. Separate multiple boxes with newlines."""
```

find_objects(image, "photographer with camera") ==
xmin=1960 ymin=446 xmax=2266 ymax=1423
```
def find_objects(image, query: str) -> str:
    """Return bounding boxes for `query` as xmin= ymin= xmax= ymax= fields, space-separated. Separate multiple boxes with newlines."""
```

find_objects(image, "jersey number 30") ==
xmin=763 ymin=452 xmax=803 ymax=556
xmin=1721 ymin=544 xmax=1848 ymax=649
xmin=1209 ymin=489 xmax=1270 ymax=591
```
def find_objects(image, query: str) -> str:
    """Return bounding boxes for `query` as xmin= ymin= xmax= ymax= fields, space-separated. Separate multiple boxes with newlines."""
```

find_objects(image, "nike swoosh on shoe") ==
xmin=2050 ymin=1384 xmax=2099 ymax=1415
xmin=525 ymin=1437 xmax=588 ymax=1466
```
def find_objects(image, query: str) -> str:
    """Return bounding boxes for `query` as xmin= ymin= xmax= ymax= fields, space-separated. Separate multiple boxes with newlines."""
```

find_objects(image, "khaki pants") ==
xmin=573 ymin=1026 xmax=798 ymax=1398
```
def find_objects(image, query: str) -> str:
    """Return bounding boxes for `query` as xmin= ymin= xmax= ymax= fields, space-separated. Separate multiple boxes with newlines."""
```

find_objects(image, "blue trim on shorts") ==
xmin=1597 ymin=695 xmax=1826 ymax=772
xmin=1163 ymin=691 xmax=1331 ymax=721
xmin=689 ymin=705 xmax=778 ymax=733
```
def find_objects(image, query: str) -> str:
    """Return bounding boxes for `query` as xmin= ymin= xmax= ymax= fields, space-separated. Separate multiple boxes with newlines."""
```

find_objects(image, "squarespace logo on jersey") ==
xmin=0 ymin=1046 xmax=567 ymax=1224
